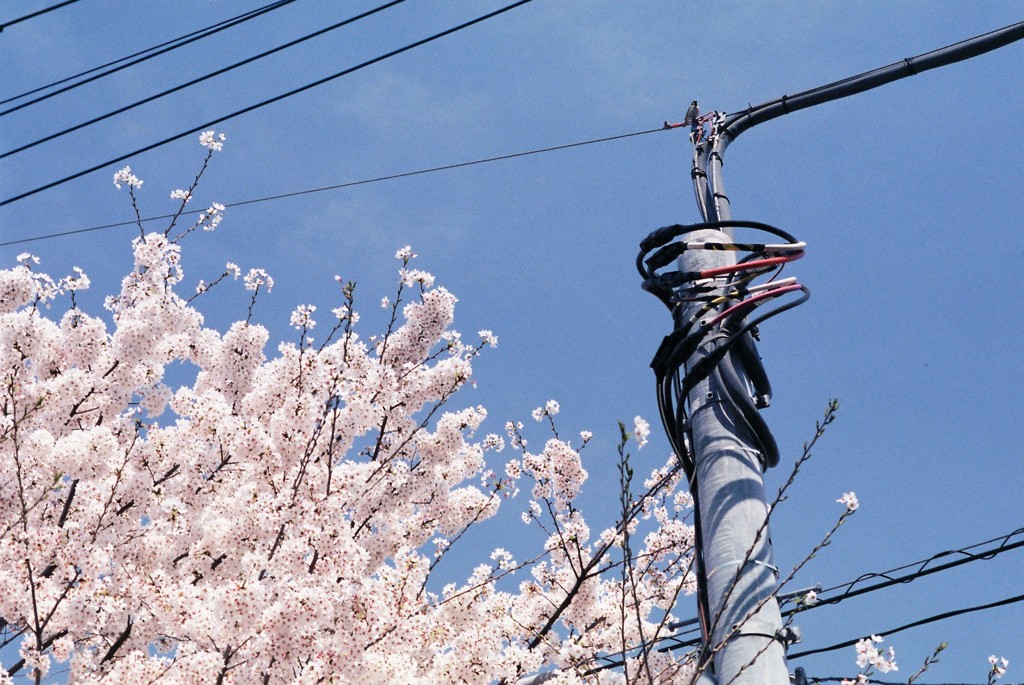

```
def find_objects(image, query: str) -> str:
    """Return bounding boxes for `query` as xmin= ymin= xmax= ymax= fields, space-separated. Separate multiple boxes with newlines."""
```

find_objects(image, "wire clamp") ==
xmin=777 ymin=625 xmax=802 ymax=647
xmin=726 ymin=620 xmax=801 ymax=647
xmin=728 ymin=618 xmax=778 ymax=640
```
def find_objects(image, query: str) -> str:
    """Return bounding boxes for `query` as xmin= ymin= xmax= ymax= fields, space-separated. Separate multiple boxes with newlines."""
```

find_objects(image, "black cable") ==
xmin=0 ymin=126 xmax=664 ymax=247
xmin=734 ymin=328 xmax=772 ymax=406
xmin=1 ymin=0 xmax=297 ymax=110
xmin=0 ymin=0 xmax=536 ymax=209
xmin=690 ymin=479 xmax=712 ymax=646
xmin=638 ymin=221 xmax=800 ymax=272
xmin=0 ymin=0 xmax=82 ymax=33
xmin=794 ymin=527 xmax=1024 ymax=613
xmin=719 ymin=19 xmax=1024 ymax=145
xmin=717 ymin=354 xmax=779 ymax=466
xmin=788 ymin=591 xmax=1024 ymax=660
xmin=640 ymin=221 xmax=808 ymax=411
xmin=584 ymin=523 xmax=1024 ymax=673
xmin=660 ymin=526 xmax=1024 ymax=651
xmin=676 ymin=289 xmax=809 ymax=400
xmin=0 ymin=0 xmax=405 ymax=154
xmin=663 ymin=527 xmax=1024 ymax=658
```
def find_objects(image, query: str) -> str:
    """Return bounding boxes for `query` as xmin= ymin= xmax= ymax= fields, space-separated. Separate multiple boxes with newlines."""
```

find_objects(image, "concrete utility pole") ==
xmin=639 ymin=19 xmax=1024 ymax=685
xmin=639 ymin=133 xmax=806 ymax=683
xmin=683 ymin=131 xmax=792 ymax=685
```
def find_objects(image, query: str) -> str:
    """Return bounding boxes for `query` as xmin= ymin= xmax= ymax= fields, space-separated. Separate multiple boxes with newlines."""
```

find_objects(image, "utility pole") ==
xmin=639 ymin=19 xmax=1024 ymax=685
xmin=641 ymin=124 xmax=803 ymax=685
xmin=682 ymin=148 xmax=790 ymax=684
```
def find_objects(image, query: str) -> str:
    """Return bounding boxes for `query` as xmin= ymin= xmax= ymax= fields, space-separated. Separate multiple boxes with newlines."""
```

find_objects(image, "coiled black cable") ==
xmin=639 ymin=217 xmax=808 ymax=648
xmin=638 ymin=218 xmax=808 ymax=479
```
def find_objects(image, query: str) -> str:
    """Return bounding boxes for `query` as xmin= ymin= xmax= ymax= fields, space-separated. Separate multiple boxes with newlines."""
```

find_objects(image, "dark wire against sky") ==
xmin=0 ymin=0 xmax=536 ymax=209
xmin=1 ymin=126 xmax=666 ymax=247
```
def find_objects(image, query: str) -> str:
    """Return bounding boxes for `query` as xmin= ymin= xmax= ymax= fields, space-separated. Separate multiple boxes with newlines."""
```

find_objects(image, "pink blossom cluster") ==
xmin=989 ymin=655 xmax=1009 ymax=681
xmin=0 ymin=222 xmax=702 ymax=682
xmin=839 ymin=635 xmax=898 ymax=685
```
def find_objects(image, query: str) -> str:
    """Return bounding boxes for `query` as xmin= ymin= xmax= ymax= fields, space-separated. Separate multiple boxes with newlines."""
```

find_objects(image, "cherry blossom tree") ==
xmin=0 ymin=134 xmax=705 ymax=684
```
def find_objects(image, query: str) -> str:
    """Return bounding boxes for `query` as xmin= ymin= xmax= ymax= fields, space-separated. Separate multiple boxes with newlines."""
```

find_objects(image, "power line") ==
xmin=804 ymin=527 xmax=1024 ymax=610
xmin=1 ymin=0 xmax=298 ymax=110
xmin=608 ymin=589 xmax=1024 ymax=674
xmin=787 ymin=591 xmax=1024 ymax=660
xmin=0 ymin=126 xmax=667 ymax=247
xmin=592 ymin=525 xmax=1024 ymax=668
xmin=0 ymin=0 xmax=83 ymax=33
xmin=0 ymin=0 xmax=536 ymax=209
xmin=718 ymin=19 xmax=1024 ymax=144
xmin=0 ymin=0 xmax=405 ymax=150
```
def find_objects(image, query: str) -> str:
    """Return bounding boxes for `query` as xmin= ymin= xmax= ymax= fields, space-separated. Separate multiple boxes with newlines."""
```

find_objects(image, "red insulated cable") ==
xmin=697 ymin=250 xmax=804 ymax=279
xmin=708 ymin=283 xmax=804 ymax=327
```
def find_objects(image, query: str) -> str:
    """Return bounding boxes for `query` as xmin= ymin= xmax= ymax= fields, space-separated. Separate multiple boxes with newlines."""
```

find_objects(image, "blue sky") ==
xmin=2 ymin=1 xmax=1023 ymax=682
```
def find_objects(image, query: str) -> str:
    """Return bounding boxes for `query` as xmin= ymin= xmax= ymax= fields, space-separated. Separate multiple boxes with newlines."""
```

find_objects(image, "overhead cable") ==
xmin=787 ymin=591 xmax=1024 ymax=660
xmin=1 ymin=0 xmax=298 ymax=110
xmin=0 ymin=0 xmax=406 ymax=152
xmin=799 ymin=526 xmax=1024 ymax=612
xmin=719 ymin=19 xmax=1024 ymax=145
xmin=0 ymin=0 xmax=536 ymax=209
xmin=665 ymin=525 xmax=1024 ymax=650
xmin=0 ymin=126 xmax=665 ymax=247
xmin=0 ymin=0 xmax=82 ymax=33
xmin=591 ymin=525 xmax=1024 ymax=670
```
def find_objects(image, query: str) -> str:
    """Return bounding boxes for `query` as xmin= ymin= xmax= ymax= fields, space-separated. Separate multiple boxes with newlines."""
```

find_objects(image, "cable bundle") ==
xmin=638 ymin=218 xmax=808 ymax=650
xmin=637 ymin=219 xmax=809 ymax=482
